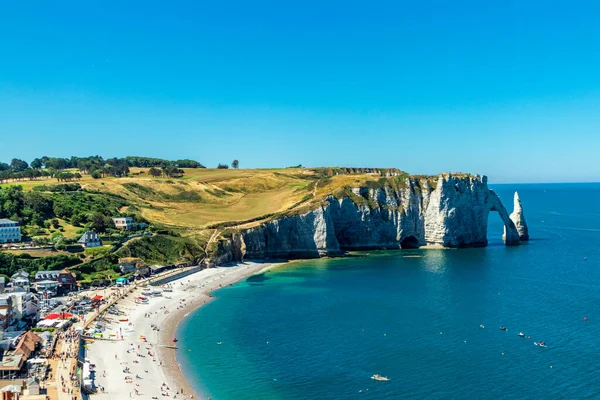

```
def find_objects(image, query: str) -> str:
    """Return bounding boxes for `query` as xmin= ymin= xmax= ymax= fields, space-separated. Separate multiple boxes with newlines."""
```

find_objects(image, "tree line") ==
xmin=0 ymin=155 xmax=205 ymax=183
xmin=0 ymin=185 xmax=141 ymax=233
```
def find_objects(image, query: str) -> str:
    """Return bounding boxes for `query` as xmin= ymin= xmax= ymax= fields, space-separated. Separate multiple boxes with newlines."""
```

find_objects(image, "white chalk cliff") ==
xmin=505 ymin=191 xmax=529 ymax=241
xmin=227 ymin=174 xmax=525 ymax=260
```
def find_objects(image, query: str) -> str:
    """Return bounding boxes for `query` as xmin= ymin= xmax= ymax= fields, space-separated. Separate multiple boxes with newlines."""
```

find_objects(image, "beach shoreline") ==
xmin=86 ymin=260 xmax=284 ymax=400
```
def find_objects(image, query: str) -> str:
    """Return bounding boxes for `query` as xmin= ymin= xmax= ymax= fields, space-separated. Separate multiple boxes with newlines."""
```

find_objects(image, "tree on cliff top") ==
xmin=232 ymin=160 xmax=239 ymax=169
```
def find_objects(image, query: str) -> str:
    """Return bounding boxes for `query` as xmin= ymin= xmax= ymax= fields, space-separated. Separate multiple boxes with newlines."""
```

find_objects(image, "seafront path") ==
xmin=47 ymin=266 xmax=202 ymax=400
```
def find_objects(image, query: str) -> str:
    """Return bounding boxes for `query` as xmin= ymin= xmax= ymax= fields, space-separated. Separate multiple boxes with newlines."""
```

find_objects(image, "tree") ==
xmin=10 ymin=159 xmax=29 ymax=172
xmin=232 ymin=160 xmax=239 ymax=169
xmin=149 ymin=167 xmax=162 ymax=177
xmin=70 ymin=213 xmax=86 ymax=226
xmin=88 ymin=213 xmax=112 ymax=232
xmin=91 ymin=170 xmax=102 ymax=179
xmin=30 ymin=158 xmax=43 ymax=169
xmin=217 ymin=163 xmax=229 ymax=169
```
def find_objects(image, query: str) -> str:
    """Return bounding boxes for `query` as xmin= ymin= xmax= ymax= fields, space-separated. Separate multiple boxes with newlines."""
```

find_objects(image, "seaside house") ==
xmin=0 ymin=296 xmax=13 ymax=331
xmin=135 ymin=265 xmax=150 ymax=277
xmin=118 ymin=257 xmax=143 ymax=274
xmin=33 ymin=270 xmax=60 ymax=281
xmin=0 ymin=331 xmax=41 ymax=379
xmin=34 ymin=280 xmax=59 ymax=296
xmin=26 ymin=377 xmax=40 ymax=395
xmin=0 ymin=219 xmax=21 ymax=244
xmin=33 ymin=269 xmax=76 ymax=293
xmin=0 ymin=384 xmax=21 ymax=399
xmin=77 ymin=231 xmax=102 ymax=248
xmin=8 ymin=292 xmax=38 ymax=322
xmin=57 ymin=270 xmax=77 ymax=292
xmin=8 ymin=271 xmax=30 ymax=293
xmin=112 ymin=217 xmax=134 ymax=230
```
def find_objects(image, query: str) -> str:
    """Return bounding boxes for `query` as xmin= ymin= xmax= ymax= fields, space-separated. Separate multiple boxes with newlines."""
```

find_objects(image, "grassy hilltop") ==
xmin=0 ymin=163 xmax=454 ymax=283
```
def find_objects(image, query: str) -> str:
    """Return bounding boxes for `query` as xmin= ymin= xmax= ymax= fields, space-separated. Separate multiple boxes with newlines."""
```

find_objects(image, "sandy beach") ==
xmin=86 ymin=261 xmax=282 ymax=400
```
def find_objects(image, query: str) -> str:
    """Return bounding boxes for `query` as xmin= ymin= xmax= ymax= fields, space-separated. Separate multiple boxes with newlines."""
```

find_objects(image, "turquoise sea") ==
xmin=178 ymin=183 xmax=600 ymax=399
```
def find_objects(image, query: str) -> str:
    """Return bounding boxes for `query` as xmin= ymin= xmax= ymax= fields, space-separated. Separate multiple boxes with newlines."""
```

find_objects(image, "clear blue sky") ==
xmin=1 ymin=1 xmax=600 ymax=183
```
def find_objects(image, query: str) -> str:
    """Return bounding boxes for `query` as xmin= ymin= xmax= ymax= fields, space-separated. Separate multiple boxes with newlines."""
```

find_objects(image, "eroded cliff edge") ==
xmin=217 ymin=174 xmax=527 ymax=262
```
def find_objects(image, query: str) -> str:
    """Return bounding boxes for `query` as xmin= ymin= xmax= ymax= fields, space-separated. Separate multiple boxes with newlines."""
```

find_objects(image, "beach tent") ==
xmin=26 ymin=358 xmax=48 ymax=364
xmin=116 ymin=277 xmax=128 ymax=285
xmin=44 ymin=312 xmax=73 ymax=320
xmin=91 ymin=295 xmax=103 ymax=301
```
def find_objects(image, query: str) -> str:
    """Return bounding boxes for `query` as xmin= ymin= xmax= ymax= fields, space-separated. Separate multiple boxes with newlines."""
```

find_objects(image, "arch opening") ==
xmin=400 ymin=235 xmax=420 ymax=249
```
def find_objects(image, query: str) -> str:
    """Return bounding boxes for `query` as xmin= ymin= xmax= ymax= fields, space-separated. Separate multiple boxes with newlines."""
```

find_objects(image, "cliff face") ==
xmin=242 ymin=206 xmax=341 ymax=259
xmin=231 ymin=174 xmax=524 ymax=260
xmin=509 ymin=192 xmax=529 ymax=240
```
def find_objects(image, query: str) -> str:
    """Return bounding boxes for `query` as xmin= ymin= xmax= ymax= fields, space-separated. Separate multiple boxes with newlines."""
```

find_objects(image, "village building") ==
xmin=118 ymin=257 xmax=143 ymax=274
xmin=112 ymin=217 xmax=134 ymax=230
xmin=33 ymin=280 xmax=59 ymax=296
xmin=7 ymin=292 xmax=38 ymax=323
xmin=33 ymin=270 xmax=60 ymax=281
xmin=0 ymin=219 xmax=21 ymax=244
xmin=7 ymin=271 xmax=29 ymax=293
xmin=0 ymin=331 xmax=41 ymax=379
xmin=26 ymin=377 xmax=40 ymax=395
xmin=0 ymin=296 xmax=13 ymax=332
xmin=57 ymin=269 xmax=77 ymax=292
xmin=33 ymin=269 xmax=76 ymax=293
xmin=77 ymin=231 xmax=102 ymax=248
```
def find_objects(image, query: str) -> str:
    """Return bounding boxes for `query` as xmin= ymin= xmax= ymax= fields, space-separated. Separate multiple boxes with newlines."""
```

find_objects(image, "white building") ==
xmin=8 ymin=291 xmax=38 ymax=321
xmin=113 ymin=217 xmax=134 ymax=230
xmin=77 ymin=231 xmax=102 ymax=248
xmin=0 ymin=219 xmax=21 ymax=244
xmin=8 ymin=271 xmax=30 ymax=292
xmin=34 ymin=280 xmax=59 ymax=296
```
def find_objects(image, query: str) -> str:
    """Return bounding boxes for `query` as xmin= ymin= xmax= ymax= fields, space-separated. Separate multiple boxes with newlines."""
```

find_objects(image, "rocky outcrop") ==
xmin=506 ymin=191 xmax=529 ymax=241
xmin=224 ymin=174 xmax=525 ymax=261
xmin=242 ymin=205 xmax=341 ymax=259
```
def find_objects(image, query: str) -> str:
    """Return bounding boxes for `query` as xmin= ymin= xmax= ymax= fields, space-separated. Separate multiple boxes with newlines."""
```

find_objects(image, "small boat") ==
xmin=500 ymin=327 xmax=507 ymax=331
xmin=518 ymin=332 xmax=525 ymax=337
xmin=534 ymin=342 xmax=547 ymax=347
xmin=371 ymin=374 xmax=390 ymax=382
xmin=217 ymin=341 xmax=223 ymax=345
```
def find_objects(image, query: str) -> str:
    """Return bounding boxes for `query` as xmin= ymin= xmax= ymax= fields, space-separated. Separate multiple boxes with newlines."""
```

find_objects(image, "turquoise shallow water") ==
xmin=178 ymin=183 xmax=600 ymax=399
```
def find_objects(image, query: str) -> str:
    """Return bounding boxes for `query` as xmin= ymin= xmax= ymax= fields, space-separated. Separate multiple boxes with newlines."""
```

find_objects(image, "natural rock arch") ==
xmin=489 ymin=190 xmax=520 ymax=246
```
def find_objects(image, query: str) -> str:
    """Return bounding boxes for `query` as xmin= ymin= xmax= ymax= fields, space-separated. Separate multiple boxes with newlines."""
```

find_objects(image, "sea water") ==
xmin=178 ymin=183 xmax=600 ymax=399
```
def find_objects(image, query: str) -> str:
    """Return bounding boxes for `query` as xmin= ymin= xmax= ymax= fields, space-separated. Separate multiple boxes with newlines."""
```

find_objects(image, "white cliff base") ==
xmin=224 ymin=174 xmax=525 ymax=260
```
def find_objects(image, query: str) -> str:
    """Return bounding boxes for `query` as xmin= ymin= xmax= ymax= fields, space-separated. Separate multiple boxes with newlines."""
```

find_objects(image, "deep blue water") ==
xmin=178 ymin=183 xmax=600 ymax=399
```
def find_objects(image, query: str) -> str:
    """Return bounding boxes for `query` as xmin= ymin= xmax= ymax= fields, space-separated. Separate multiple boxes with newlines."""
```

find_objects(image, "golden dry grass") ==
xmin=81 ymin=168 xmax=315 ymax=228
xmin=1 ymin=167 xmax=436 ymax=232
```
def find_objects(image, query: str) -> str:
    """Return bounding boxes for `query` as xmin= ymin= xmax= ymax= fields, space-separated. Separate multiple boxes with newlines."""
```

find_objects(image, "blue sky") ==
xmin=1 ymin=1 xmax=600 ymax=182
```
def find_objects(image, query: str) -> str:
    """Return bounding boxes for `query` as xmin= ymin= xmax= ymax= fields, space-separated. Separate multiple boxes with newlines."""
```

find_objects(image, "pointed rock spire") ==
xmin=510 ymin=192 xmax=529 ymax=240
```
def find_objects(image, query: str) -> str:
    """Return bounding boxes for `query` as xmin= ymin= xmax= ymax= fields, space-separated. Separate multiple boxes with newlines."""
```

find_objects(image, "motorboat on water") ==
xmin=518 ymin=332 xmax=525 ymax=337
xmin=534 ymin=342 xmax=547 ymax=347
xmin=500 ymin=327 xmax=507 ymax=331
xmin=371 ymin=374 xmax=390 ymax=382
